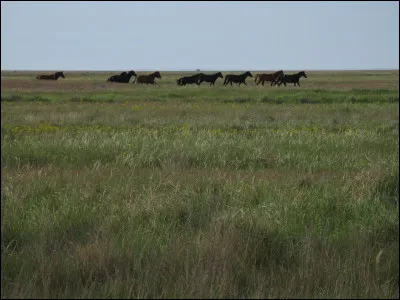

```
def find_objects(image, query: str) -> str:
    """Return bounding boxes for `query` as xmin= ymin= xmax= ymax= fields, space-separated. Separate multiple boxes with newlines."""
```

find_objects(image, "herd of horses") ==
xmin=34 ymin=70 xmax=308 ymax=87
xmin=106 ymin=71 xmax=162 ymax=85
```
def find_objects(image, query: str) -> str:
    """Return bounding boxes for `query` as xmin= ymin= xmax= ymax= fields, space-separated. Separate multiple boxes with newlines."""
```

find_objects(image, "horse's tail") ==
xmin=276 ymin=75 xmax=285 ymax=86
xmin=223 ymin=76 xmax=228 ymax=85
xmin=255 ymin=74 xmax=260 ymax=83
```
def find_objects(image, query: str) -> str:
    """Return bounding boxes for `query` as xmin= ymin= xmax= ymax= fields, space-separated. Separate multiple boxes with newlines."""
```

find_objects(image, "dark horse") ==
xmin=277 ymin=71 xmax=307 ymax=87
xmin=36 ymin=72 xmax=65 ymax=80
xmin=223 ymin=71 xmax=253 ymax=86
xmin=177 ymin=73 xmax=204 ymax=86
xmin=107 ymin=71 xmax=137 ymax=83
xmin=197 ymin=72 xmax=224 ymax=86
xmin=254 ymin=70 xmax=284 ymax=86
xmin=136 ymin=71 xmax=162 ymax=85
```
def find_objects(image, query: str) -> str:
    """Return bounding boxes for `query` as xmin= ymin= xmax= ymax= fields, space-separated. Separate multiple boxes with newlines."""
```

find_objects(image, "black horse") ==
xmin=107 ymin=71 xmax=137 ymax=83
xmin=36 ymin=71 xmax=65 ymax=80
xmin=223 ymin=71 xmax=253 ymax=86
xmin=177 ymin=73 xmax=205 ymax=86
xmin=277 ymin=71 xmax=307 ymax=87
xmin=197 ymin=72 xmax=224 ymax=86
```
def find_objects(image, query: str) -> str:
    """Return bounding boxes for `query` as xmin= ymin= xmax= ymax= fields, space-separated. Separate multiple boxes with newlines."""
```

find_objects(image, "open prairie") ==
xmin=1 ymin=70 xmax=399 ymax=298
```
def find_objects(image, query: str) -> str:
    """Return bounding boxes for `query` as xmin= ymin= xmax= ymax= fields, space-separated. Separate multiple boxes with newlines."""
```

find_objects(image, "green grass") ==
xmin=1 ymin=70 xmax=399 ymax=298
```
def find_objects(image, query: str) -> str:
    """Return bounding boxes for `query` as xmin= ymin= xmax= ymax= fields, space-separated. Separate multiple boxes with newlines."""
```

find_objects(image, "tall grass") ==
xmin=1 ymin=70 xmax=399 ymax=298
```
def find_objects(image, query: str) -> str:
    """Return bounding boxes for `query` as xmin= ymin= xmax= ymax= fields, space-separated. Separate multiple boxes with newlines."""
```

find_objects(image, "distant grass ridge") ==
xmin=1 ymin=88 xmax=399 ymax=104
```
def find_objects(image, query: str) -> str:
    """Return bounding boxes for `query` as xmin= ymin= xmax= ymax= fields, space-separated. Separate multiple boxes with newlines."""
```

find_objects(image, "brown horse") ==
xmin=136 ymin=71 xmax=162 ymax=84
xmin=36 ymin=71 xmax=65 ymax=80
xmin=254 ymin=70 xmax=284 ymax=86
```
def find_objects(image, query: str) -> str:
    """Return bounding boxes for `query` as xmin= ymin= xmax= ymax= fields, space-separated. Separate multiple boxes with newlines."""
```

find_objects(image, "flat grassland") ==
xmin=1 ymin=70 xmax=399 ymax=298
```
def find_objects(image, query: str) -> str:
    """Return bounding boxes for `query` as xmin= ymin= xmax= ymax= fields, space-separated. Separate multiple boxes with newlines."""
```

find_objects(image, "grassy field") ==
xmin=1 ymin=70 xmax=399 ymax=298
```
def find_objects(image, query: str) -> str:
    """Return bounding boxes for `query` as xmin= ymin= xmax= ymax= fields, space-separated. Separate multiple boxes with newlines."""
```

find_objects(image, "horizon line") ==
xmin=2 ymin=68 xmax=399 ymax=72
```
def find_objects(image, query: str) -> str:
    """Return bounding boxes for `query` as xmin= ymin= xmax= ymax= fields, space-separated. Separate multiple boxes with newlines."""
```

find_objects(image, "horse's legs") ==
xmin=297 ymin=81 xmax=300 ymax=87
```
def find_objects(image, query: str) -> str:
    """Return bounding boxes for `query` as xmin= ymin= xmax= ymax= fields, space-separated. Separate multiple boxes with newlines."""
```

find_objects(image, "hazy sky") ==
xmin=1 ymin=1 xmax=399 ymax=71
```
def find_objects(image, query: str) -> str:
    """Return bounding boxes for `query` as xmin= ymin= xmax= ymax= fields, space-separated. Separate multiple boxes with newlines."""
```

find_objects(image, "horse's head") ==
xmin=276 ymin=70 xmax=284 ymax=76
xmin=153 ymin=71 xmax=162 ymax=78
xmin=127 ymin=71 xmax=137 ymax=77
xmin=300 ymin=71 xmax=307 ymax=78
xmin=246 ymin=71 xmax=253 ymax=77
xmin=56 ymin=72 xmax=65 ymax=78
xmin=217 ymin=72 xmax=223 ymax=78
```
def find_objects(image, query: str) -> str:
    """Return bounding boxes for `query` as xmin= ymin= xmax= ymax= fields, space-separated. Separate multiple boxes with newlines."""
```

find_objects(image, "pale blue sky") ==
xmin=1 ymin=1 xmax=399 ymax=71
